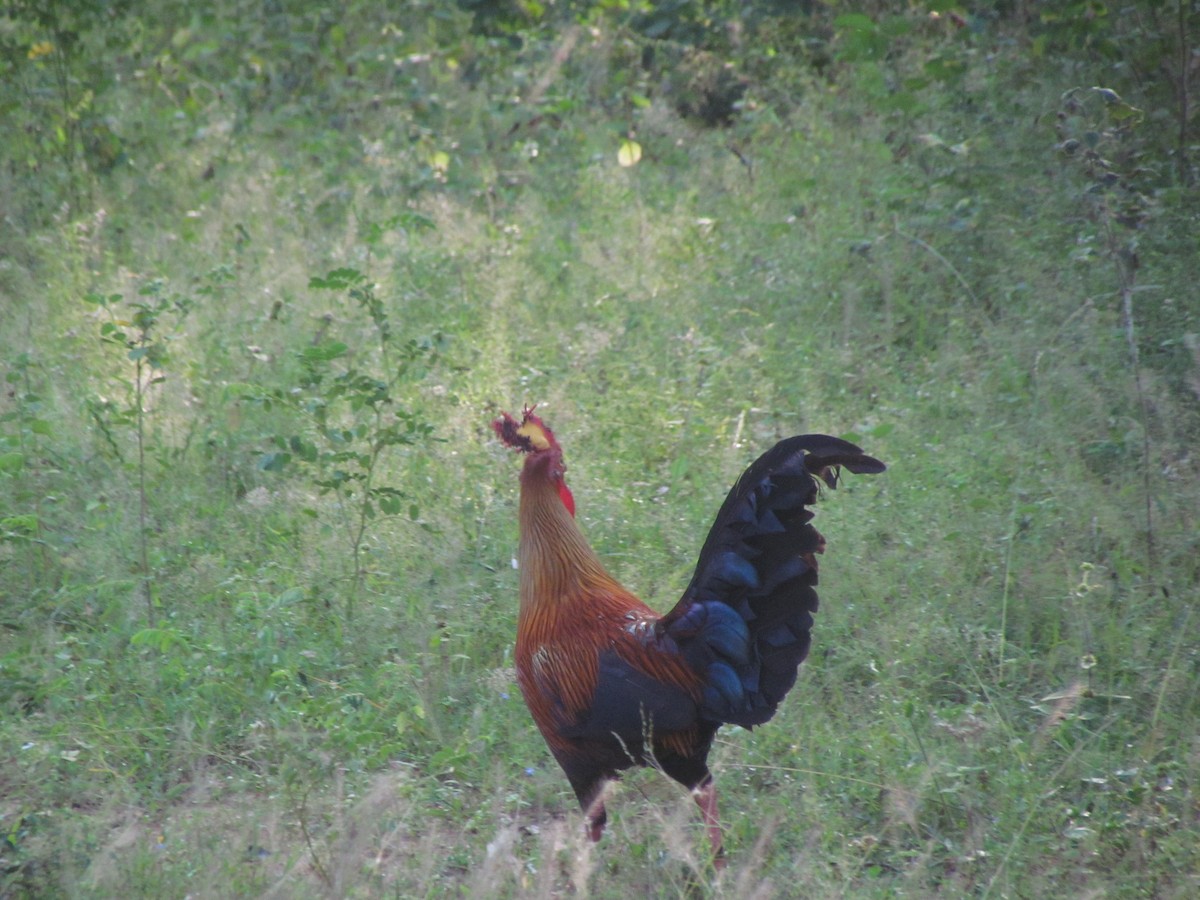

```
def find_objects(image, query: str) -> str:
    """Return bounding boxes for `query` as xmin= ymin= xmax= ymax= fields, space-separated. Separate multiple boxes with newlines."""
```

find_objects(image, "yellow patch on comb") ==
xmin=516 ymin=420 xmax=552 ymax=451
xmin=492 ymin=406 xmax=559 ymax=454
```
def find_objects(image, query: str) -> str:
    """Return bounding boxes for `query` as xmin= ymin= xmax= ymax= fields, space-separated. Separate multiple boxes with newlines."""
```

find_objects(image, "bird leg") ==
xmin=584 ymin=794 xmax=608 ymax=842
xmin=692 ymin=778 xmax=727 ymax=870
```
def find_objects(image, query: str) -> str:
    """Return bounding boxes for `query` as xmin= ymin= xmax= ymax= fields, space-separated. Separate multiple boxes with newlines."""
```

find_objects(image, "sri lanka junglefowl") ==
xmin=492 ymin=407 xmax=884 ymax=866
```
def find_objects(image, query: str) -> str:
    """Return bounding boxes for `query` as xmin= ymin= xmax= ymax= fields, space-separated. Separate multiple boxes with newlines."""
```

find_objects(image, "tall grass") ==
xmin=2 ymin=4 xmax=1197 ymax=897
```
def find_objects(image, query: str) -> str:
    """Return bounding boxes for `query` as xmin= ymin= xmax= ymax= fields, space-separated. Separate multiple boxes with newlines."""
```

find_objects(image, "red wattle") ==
xmin=559 ymin=481 xmax=576 ymax=517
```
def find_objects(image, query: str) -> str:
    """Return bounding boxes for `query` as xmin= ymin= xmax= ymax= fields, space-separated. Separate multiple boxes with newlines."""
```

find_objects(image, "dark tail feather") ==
xmin=660 ymin=434 xmax=884 ymax=727
xmin=797 ymin=434 xmax=887 ymax=487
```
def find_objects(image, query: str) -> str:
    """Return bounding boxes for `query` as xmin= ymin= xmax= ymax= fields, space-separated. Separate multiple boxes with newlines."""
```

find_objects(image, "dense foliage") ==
xmin=2 ymin=1 xmax=1197 ymax=896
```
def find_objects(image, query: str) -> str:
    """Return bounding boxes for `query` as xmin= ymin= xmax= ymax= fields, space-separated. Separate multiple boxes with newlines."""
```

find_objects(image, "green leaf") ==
xmin=396 ymin=211 xmax=436 ymax=232
xmin=0 ymin=452 xmax=26 ymax=474
xmin=429 ymin=746 xmax=463 ymax=774
xmin=300 ymin=341 xmax=348 ymax=363
xmin=273 ymin=587 xmax=305 ymax=606
xmin=669 ymin=455 xmax=689 ymax=482
xmin=130 ymin=627 xmax=190 ymax=653
xmin=834 ymin=13 xmax=876 ymax=32
xmin=258 ymin=451 xmax=292 ymax=472
xmin=288 ymin=437 xmax=318 ymax=463
xmin=1 ymin=513 xmax=37 ymax=534
xmin=309 ymin=268 xmax=365 ymax=290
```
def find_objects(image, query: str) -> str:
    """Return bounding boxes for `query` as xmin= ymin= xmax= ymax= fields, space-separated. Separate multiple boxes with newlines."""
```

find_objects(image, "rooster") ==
xmin=493 ymin=407 xmax=884 ymax=866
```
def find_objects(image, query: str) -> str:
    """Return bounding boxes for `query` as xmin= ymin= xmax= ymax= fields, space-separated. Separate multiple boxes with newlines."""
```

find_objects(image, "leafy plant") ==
xmin=1 ymin=0 xmax=135 ymax=214
xmin=85 ymin=281 xmax=194 ymax=622
xmin=259 ymin=267 xmax=441 ymax=620
xmin=0 ymin=353 xmax=58 ymax=588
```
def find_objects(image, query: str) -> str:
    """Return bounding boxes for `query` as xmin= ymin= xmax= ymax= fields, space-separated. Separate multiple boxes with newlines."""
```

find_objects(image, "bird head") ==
xmin=493 ymin=406 xmax=576 ymax=517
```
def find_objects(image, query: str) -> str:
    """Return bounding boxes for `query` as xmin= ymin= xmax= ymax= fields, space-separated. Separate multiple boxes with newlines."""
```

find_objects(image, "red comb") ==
xmin=492 ymin=405 xmax=560 ymax=454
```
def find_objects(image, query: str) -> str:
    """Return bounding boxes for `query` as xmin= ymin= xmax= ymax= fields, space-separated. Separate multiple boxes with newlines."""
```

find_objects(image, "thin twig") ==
xmin=526 ymin=24 xmax=581 ymax=108
xmin=997 ymin=501 xmax=1022 ymax=684
xmin=135 ymin=352 xmax=153 ymax=624
xmin=728 ymin=143 xmax=754 ymax=184
xmin=890 ymin=223 xmax=981 ymax=307
xmin=1178 ymin=0 xmax=1191 ymax=184
xmin=713 ymin=754 xmax=918 ymax=801
xmin=1108 ymin=217 xmax=1157 ymax=575
xmin=297 ymin=783 xmax=332 ymax=888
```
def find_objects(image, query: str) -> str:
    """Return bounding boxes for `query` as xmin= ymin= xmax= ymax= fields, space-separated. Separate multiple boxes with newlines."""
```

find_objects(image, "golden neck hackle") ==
xmin=516 ymin=471 xmax=625 ymax=626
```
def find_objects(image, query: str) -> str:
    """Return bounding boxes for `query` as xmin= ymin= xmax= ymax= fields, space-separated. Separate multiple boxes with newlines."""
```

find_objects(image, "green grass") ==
xmin=2 ymin=3 xmax=1198 ymax=897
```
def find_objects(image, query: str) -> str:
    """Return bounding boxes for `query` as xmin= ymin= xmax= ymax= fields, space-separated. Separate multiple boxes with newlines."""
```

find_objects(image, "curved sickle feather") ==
xmin=659 ymin=435 xmax=885 ymax=726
